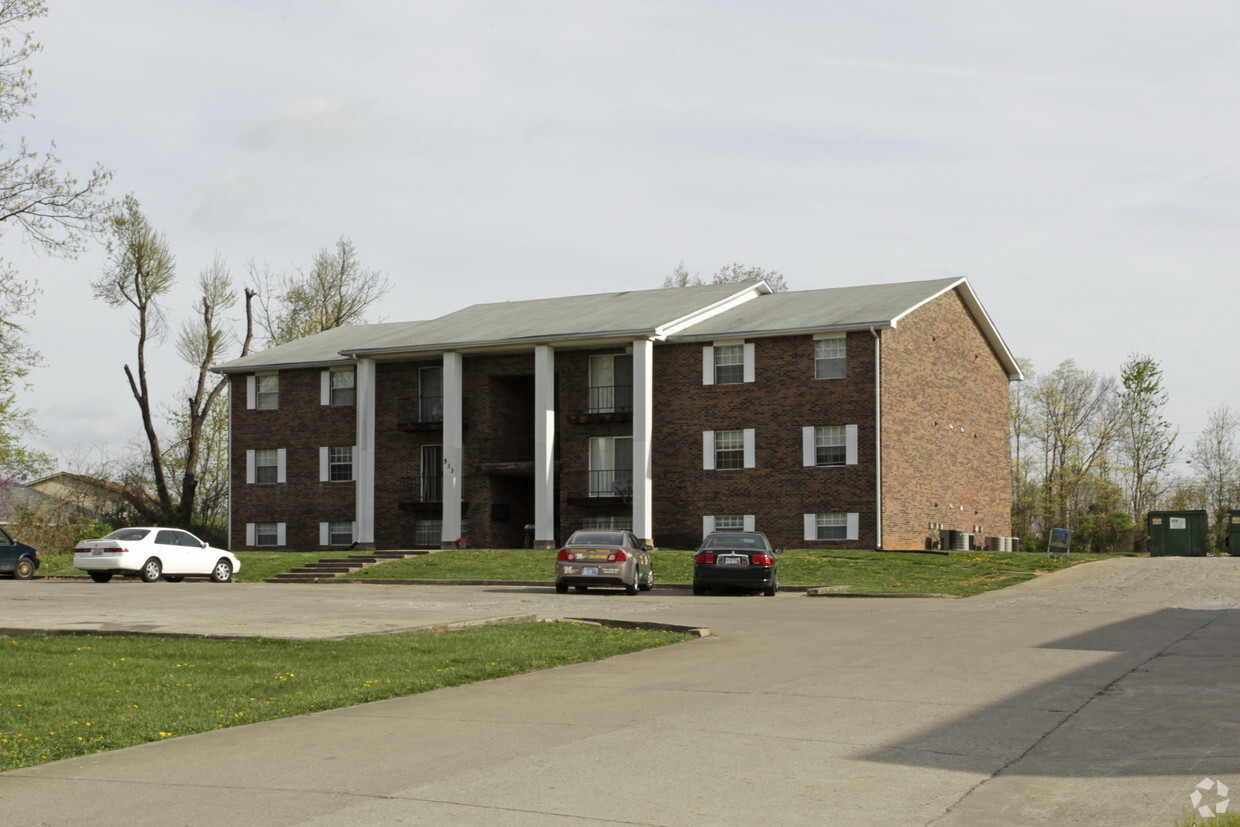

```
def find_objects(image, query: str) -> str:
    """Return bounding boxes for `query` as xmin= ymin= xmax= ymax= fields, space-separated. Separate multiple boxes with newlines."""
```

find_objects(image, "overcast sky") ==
xmin=9 ymin=1 xmax=1238 ymax=470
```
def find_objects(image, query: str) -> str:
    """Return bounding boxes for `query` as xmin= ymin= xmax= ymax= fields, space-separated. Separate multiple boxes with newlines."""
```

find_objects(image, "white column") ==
xmin=355 ymin=358 xmax=376 ymax=546
xmin=534 ymin=345 xmax=556 ymax=549
xmin=632 ymin=338 xmax=654 ymax=545
xmin=441 ymin=352 xmax=464 ymax=547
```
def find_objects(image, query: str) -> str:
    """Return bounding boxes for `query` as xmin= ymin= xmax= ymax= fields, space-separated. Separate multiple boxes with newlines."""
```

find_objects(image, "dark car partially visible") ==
xmin=0 ymin=526 xmax=39 ymax=579
xmin=693 ymin=531 xmax=779 ymax=596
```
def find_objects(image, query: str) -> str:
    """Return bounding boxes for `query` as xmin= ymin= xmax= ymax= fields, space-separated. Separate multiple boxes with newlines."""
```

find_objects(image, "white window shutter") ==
xmin=277 ymin=523 xmax=287 ymax=546
xmin=703 ymin=515 xmax=715 ymax=538
xmin=246 ymin=376 xmax=256 ymax=410
xmin=847 ymin=513 xmax=860 ymax=541
xmin=245 ymin=450 xmax=256 ymax=484
xmin=320 ymin=371 xmax=331 ymax=405
xmin=802 ymin=426 xmax=816 ymax=467
xmin=703 ymin=431 xmax=715 ymax=470
xmin=277 ymin=448 xmax=287 ymax=483
xmin=743 ymin=514 xmax=755 ymax=532
xmin=319 ymin=522 xmax=329 ymax=546
xmin=846 ymin=424 xmax=859 ymax=466
xmin=743 ymin=343 xmax=755 ymax=383
xmin=319 ymin=447 xmax=329 ymax=482
xmin=702 ymin=346 xmax=714 ymax=385
xmin=743 ymin=429 xmax=755 ymax=468
xmin=804 ymin=514 xmax=817 ymax=542
xmin=245 ymin=523 xmax=255 ymax=545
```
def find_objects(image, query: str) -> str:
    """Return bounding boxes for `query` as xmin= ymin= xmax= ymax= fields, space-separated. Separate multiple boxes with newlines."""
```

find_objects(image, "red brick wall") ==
xmin=879 ymin=289 xmax=1013 ymax=550
xmin=651 ymin=335 xmax=878 ymax=550
xmin=229 ymin=369 xmax=357 ymax=550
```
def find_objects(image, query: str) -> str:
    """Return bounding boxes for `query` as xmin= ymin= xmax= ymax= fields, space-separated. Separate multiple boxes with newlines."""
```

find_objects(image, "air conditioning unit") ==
xmin=953 ymin=531 xmax=971 ymax=551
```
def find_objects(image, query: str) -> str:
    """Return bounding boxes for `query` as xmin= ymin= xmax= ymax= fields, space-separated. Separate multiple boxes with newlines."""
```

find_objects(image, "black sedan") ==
xmin=693 ymin=531 xmax=780 ymax=596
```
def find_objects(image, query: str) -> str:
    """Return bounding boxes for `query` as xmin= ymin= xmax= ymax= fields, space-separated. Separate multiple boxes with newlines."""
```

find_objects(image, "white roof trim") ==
xmin=653 ymin=281 xmax=771 ymax=339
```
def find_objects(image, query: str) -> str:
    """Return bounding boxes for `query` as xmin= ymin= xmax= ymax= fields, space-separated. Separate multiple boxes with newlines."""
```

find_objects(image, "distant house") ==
xmin=213 ymin=278 xmax=1021 ymax=552
xmin=25 ymin=473 xmax=140 ymax=522
xmin=0 ymin=482 xmax=94 ymax=525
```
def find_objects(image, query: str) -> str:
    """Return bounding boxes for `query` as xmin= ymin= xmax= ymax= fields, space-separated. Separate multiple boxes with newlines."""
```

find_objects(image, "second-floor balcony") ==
xmin=569 ymin=384 xmax=633 ymax=424
xmin=397 ymin=475 xmax=443 ymax=511
xmin=563 ymin=469 xmax=633 ymax=506
xmin=397 ymin=396 xmax=445 ymax=432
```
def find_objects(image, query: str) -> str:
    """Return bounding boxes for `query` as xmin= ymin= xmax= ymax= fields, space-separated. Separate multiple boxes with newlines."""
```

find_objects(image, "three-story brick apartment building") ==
xmin=214 ymin=278 xmax=1021 ymax=552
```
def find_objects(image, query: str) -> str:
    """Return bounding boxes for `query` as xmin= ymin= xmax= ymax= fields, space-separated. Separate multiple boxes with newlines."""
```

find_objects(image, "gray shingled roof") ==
xmin=671 ymin=277 xmax=962 ymax=339
xmin=214 ymin=277 xmax=1021 ymax=379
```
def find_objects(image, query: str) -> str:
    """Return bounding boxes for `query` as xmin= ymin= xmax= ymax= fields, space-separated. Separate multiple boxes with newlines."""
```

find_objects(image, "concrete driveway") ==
xmin=2 ymin=556 xmax=1239 ymax=825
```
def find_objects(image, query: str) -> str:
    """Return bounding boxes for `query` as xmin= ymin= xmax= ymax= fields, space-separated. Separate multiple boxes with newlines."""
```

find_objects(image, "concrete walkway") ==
xmin=2 ymin=557 xmax=1239 ymax=825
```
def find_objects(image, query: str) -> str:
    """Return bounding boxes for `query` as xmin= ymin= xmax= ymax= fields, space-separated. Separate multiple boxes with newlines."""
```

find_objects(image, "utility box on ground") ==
xmin=1227 ymin=510 xmax=1240 ymax=557
xmin=1147 ymin=510 xmax=1209 ymax=557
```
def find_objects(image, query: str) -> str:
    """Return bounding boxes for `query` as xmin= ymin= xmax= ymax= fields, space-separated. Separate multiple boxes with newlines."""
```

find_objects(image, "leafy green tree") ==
xmin=253 ymin=236 xmax=391 ymax=346
xmin=1115 ymin=354 xmax=1178 ymax=539
xmin=662 ymin=261 xmax=789 ymax=292
xmin=1189 ymin=405 xmax=1240 ymax=550
xmin=0 ymin=0 xmax=110 ymax=478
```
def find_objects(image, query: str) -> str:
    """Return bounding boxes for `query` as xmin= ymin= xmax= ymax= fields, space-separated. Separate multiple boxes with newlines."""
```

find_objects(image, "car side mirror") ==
xmin=642 ymin=544 xmax=653 ymax=552
xmin=201 ymin=541 xmax=208 ymax=548
xmin=774 ymin=548 xmax=784 ymax=555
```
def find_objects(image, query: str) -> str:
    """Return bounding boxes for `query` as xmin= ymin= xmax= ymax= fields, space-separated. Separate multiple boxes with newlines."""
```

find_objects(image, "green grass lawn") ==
xmin=348 ymin=547 xmax=1133 ymax=597
xmin=0 ymin=622 xmax=689 ymax=772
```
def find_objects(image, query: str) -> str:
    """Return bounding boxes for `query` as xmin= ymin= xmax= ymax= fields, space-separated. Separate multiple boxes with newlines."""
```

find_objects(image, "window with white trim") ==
xmin=419 ymin=366 xmax=443 ymax=422
xmin=714 ymin=345 xmax=744 ymax=385
xmin=715 ymin=515 xmax=744 ymax=530
xmin=582 ymin=516 xmax=633 ymax=531
xmin=328 ymin=521 xmax=354 ymax=545
xmin=329 ymin=446 xmax=353 ymax=482
xmin=589 ymin=354 xmax=633 ymax=413
xmin=815 ymin=336 xmax=846 ymax=379
xmin=589 ymin=436 xmax=632 ymax=496
xmin=254 ymin=522 xmax=280 ymax=546
xmin=816 ymin=512 xmax=847 ymax=540
xmin=255 ymin=374 xmax=278 ymax=409
xmin=330 ymin=368 xmax=355 ymax=406
xmin=815 ymin=426 xmax=847 ymax=466
xmin=715 ymin=429 xmax=745 ymax=469
xmin=255 ymin=449 xmax=279 ymax=484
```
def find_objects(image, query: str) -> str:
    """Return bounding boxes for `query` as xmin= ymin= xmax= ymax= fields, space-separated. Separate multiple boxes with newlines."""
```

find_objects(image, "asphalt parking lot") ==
xmin=3 ymin=557 xmax=1240 ymax=825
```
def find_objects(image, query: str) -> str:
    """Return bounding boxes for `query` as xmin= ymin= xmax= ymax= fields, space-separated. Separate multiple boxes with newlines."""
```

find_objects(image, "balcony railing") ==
xmin=399 ymin=475 xmax=443 ymax=504
xmin=587 ymin=384 xmax=633 ymax=414
xmin=397 ymin=397 xmax=445 ymax=430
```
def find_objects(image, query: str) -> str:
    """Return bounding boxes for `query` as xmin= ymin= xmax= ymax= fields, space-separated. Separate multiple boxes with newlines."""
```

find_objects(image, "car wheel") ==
xmin=88 ymin=571 xmax=113 ymax=583
xmin=555 ymin=581 xmax=568 ymax=594
xmin=692 ymin=582 xmax=706 ymax=596
xmin=138 ymin=558 xmax=162 ymax=583
xmin=764 ymin=574 xmax=778 ymax=597
xmin=626 ymin=576 xmax=638 ymax=595
xmin=164 ymin=576 xmax=184 ymax=583
xmin=638 ymin=565 xmax=654 ymax=591
xmin=210 ymin=559 xmax=233 ymax=583
xmin=14 ymin=558 xmax=35 ymax=579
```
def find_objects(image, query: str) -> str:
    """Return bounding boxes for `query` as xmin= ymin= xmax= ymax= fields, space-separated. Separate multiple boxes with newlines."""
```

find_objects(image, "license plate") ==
xmin=583 ymin=567 xmax=599 ymax=576
xmin=720 ymin=555 xmax=745 ymax=566
xmin=91 ymin=549 xmax=103 ymax=556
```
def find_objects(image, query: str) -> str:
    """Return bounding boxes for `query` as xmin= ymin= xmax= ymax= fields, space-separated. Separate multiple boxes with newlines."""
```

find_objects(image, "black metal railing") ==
xmin=587 ymin=384 xmax=633 ymax=414
xmin=400 ymin=475 xmax=443 ymax=504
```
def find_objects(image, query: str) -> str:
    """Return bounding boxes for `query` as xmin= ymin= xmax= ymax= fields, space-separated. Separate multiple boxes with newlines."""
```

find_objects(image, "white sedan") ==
xmin=75 ymin=527 xmax=241 ymax=584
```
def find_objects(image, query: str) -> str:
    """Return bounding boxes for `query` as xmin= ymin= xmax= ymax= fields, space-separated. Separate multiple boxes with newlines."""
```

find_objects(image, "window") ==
xmin=414 ymin=519 xmax=469 ymax=547
xmin=419 ymin=366 xmax=443 ymax=422
xmin=589 ymin=436 xmax=632 ymax=496
xmin=589 ymin=354 xmax=633 ymax=413
xmin=254 ymin=522 xmax=279 ymax=546
xmin=816 ymin=512 xmax=847 ymax=540
xmin=715 ymin=430 xmax=744 ymax=469
xmin=329 ymin=447 xmax=353 ymax=482
xmin=815 ymin=337 xmax=846 ymax=379
xmin=714 ymin=345 xmax=744 ymax=385
xmin=330 ymin=368 xmax=355 ymax=406
xmin=582 ymin=516 xmax=633 ymax=531
xmin=328 ymin=521 xmax=353 ymax=545
xmin=714 ymin=515 xmax=745 ymax=530
xmin=815 ymin=426 xmax=846 ymax=466
xmin=255 ymin=449 xmax=279 ymax=484
xmin=255 ymin=374 xmax=278 ymax=409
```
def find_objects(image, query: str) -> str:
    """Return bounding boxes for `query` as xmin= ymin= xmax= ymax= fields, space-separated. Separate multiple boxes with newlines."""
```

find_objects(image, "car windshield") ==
xmin=105 ymin=528 xmax=151 ymax=541
xmin=703 ymin=533 xmax=768 ymax=551
xmin=567 ymin=531 xmax=625 ymax=546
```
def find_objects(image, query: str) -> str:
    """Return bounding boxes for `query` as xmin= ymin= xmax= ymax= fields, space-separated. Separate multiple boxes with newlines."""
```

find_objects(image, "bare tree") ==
xmin=253 ymin=236 xmax=391 ymax=346
xmin=0 ymin=0 xmax=110 ymax=478
xmin=1189 ymin=405 xmax=1240 ymax=550
xmin=662 ymin=261 xmax=790 ymax=292
xmin=92 ymin=197 xmax=254 ymax=528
